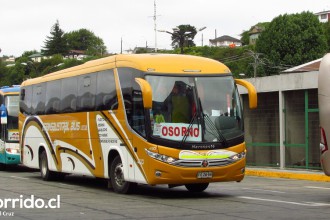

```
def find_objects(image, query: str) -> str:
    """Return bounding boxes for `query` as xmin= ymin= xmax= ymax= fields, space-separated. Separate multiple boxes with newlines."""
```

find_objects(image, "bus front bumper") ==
xmin=145 ymin=157 xmax=246 ymax=185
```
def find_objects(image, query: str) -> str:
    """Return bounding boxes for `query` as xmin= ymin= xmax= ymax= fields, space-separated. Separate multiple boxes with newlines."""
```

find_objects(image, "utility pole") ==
xmin=153 ymin=0 xmax=158 ymax=52
xmin=149 ymin=0 xmax=161 ymax=52
xmin=248 ymin=50 xmax=263 ymax=77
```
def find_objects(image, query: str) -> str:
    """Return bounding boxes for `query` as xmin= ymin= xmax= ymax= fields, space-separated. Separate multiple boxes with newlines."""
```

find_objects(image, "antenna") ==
xmin=154 ymin=0 xmax=158 ymax=52
xmin=149 ymin=0 xmax=161 ymax=52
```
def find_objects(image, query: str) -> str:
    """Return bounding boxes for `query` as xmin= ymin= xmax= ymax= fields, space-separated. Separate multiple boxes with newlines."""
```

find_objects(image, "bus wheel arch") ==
xmin=108 ymin=150 xmax=136 ymax=194
xmin=38 ymin=147 xmax=56 ymax=181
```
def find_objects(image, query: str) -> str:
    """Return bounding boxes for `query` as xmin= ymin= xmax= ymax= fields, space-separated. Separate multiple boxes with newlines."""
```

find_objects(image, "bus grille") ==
xmin=171 ymin=159 xmax=235 ymax=167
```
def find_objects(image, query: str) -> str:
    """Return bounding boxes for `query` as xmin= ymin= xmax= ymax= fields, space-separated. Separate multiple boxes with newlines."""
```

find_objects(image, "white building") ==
xmin=209 ymin=35 xmax=242 ymax=48
xmin=238 ymin=59 xmax=321 ymax=170
xmin=315 ymin=10 xmax=330 ymax=23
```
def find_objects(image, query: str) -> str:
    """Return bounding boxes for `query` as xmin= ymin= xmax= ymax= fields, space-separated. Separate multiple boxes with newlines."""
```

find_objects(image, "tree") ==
xmin=256 ymin=12 xmax=327 ymax=75
xmin=42 ymin=20 xmax=68 ymax=56
xmin=322 ymin=21 xmax=330 ymax=51
xmin=21 ymin=50 xmax=38 ymax=58
xmin=240 ymin=30 xmax=250 ymax=46
xmin=170 ymin=25 xmax=197 ymax=54
xmin=65 ymin=29 xmax=107 ymax=56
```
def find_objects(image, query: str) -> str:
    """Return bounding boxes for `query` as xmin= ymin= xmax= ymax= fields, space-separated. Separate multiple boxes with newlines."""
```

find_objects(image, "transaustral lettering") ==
xmin=192 ymin=144 xmax=216 ymax=149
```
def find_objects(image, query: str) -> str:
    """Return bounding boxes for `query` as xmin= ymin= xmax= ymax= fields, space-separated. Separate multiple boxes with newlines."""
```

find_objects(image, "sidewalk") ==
xmin=245 ymin=167 xmax=330 ymax=182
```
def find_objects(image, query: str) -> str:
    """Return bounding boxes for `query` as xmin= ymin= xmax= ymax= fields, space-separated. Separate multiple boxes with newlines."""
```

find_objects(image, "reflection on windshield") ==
xmin=146 ymin=75 xmax=243 ymax=145
xmin=5 ymin=95 xmax=19 ymax=117
xmin=4 ymin=95 xmax=19 ymax=137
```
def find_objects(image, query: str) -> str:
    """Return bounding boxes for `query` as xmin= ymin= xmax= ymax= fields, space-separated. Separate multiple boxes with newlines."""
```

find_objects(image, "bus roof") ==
xmin=0 ymin=86 xmax=20 ymax=95
xmin=21 ymin=54 xmax=232 ymax=86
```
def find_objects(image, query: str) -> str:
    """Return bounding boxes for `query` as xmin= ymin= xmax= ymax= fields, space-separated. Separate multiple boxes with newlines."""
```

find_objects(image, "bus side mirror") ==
xmin=135 ymin=78 xmax=153 ymax=109
xmin=235 ymin=79 xmax=257 ymax=109
xmin=0 ymin=104 xmax=8 ymax=125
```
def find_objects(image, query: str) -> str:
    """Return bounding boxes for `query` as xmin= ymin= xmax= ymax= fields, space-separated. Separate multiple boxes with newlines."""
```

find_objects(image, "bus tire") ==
xmin=110 ymin=155 xmax=136 ymax=194
xmin=39 ymin=150 xmax=55 ymax=181
xmin=185 ymin=183 xmax=209 ymax=192
xmin=0 ymin=163 xmax=5 ymax=171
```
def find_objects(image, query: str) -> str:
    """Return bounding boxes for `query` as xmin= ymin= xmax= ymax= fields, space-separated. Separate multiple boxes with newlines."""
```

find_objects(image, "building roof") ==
xmin=67 ymin=50 xmax=85 ymax=55
xmin=209 ymin=35 xmax=241 ymax=43
xmin=314 ymin=10 xmax=330 ymax=15
xmin=28 ymin=53 xmax=44 ymax=58
xmin=281 ymin=58 xmax=322 ymax=73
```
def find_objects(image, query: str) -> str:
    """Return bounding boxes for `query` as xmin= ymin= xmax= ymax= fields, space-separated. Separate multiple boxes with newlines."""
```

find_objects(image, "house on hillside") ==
xmin=248 ymin=22 xmax=269 ymax=45
xmin=249 ymin=25 xmax=264 ymax=45
xmin=209 ymin=35 xmax=242 ymax=48
xmin=29 ymin=53 xmax=50 ymax=62
xmin=315 ymin=10 xmax=330 ymax=23
xmin=65 ymin=50 xmax=87 ymax=60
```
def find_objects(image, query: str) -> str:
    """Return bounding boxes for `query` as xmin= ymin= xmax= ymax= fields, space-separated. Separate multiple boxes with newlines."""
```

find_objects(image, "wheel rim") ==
xmin=114 ymin=163 xmax=125 ymax=187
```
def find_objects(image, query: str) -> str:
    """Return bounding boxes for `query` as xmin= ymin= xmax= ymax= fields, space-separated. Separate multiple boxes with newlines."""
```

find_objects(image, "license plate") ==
xmin=197 ymin=171 xmax=213 ymax=179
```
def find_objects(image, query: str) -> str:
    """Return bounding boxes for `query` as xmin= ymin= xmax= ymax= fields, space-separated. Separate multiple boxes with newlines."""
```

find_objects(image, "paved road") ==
xmin=1 ymin=165 xmax=330 ymax=220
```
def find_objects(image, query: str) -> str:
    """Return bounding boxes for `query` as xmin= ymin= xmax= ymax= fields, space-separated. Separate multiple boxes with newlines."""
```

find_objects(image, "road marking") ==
xmin=10 ymin=176 xmax=29 ymax=180
xmin=242 ymin=188 xmax=286 ymax=194
xmin=238 ymin=196 xmax=330 ymax=207
xmin=304 ymin=186 xmax=330 ymax=190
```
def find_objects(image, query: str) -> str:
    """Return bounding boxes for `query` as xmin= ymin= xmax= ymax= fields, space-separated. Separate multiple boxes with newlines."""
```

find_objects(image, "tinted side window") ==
xmin=77 ymin=74 xmax=96 ymax=111
xmin=61 ymin=77 xmax=77 ymax=113
xmin=45 ymin=80 xmax=61 ymax=114
xmin=32 ymin=84 xmax=46 ymax=115
xmin=20 ymin=86 xmax=32 ymax=114
xmin=96 ymin=70 xmax=118 ymax=110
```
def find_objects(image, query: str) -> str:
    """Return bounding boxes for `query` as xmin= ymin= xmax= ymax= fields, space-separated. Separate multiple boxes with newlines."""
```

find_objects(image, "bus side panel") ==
xmin=319 ymin=95 xmax=330 ymax=176
xmin=319 ymin=53 xmax=330 ymax=176
xmin=21 ymin=112 xmax=148 ymax=184
xmin=22 ymin=120 xmax=51 ymax=169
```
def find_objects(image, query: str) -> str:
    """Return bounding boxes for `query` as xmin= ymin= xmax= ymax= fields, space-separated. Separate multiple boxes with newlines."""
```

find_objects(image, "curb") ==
xmin=245 ymin=168 xmax=330 ymax=182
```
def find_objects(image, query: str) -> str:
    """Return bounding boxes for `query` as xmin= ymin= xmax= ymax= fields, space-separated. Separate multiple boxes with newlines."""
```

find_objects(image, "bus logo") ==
xmin=202 ymin=160 xmax=209 ymax=167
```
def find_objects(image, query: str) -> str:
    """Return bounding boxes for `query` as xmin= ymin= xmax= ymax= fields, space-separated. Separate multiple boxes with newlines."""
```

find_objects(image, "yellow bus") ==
xmin=19 ymin=54 xmax=257 ymax=193
xmin=319 ymin=53 xmax=330 ymax=176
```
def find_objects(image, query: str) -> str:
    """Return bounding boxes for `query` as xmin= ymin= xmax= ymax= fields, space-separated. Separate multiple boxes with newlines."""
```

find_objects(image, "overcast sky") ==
xmin=1 ymin=0 xmax=329 ymax=57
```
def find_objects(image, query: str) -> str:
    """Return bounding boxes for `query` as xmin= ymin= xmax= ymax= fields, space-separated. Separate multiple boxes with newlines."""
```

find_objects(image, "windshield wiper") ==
xmin=180 ymin=111 xmax=199 ymax=147
xmin=203 ymin=113 xmax=228 ymax=147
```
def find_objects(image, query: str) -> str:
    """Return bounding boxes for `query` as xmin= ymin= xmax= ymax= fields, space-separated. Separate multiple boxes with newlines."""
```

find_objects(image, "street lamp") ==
xmin=198 ymin=27 xmax=207 ymax=46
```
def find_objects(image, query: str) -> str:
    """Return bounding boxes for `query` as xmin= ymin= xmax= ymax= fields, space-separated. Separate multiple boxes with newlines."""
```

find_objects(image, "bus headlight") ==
xmin=6 ymin=148 xmax=20 ymax=154
xmin=229 ymin=151 xmax=246 ymax=161
xmin=145 ymin=149 xmax=178 ymax=164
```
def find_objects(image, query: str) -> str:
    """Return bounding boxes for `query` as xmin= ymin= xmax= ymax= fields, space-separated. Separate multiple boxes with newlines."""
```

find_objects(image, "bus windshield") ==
xmin=4 ymin=95 xmax=19 ymax=131
xmin=146 ymin=75 xmax=243 ymax=148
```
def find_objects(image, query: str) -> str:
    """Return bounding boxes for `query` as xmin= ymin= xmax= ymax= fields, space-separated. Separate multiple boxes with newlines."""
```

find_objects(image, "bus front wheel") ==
xmin=185 ymin=183 xmax=209 ymax=192
xmin=110 ymin=155 xmax=136 ymax=194
xmin=39 ymin=151 xmax=55 ymax=181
